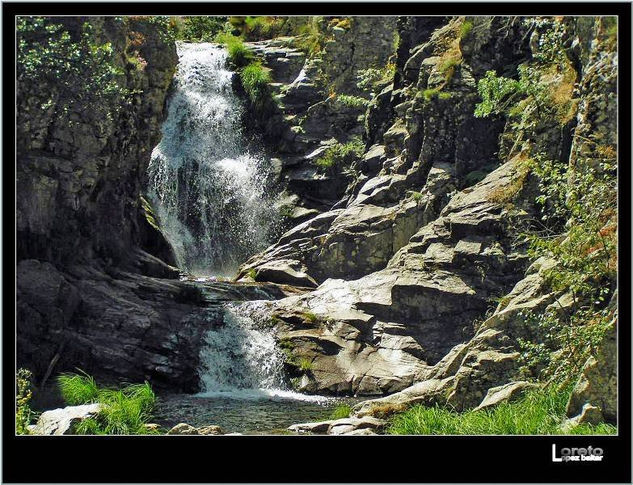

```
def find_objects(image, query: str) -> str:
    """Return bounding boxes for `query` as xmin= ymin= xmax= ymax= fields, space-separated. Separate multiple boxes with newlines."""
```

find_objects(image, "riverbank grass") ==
xmin=388 ymin=386 xmax=616 ymax=435
xmin=58 ymin=372 xmax=159 ymax=435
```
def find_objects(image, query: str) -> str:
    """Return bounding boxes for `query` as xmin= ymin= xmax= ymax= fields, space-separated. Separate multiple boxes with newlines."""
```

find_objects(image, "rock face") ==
xmin=17 ymin=17 xmax=178 ymax=269
xmin=28 ymin=403 xmax=102 ymax=435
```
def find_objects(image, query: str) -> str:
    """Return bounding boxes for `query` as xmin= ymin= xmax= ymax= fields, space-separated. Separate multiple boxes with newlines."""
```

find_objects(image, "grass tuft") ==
xmin=240 ymin=61 xmax=272 ymax=105
xmin=58 ymin=372 xmax=159 ymax=435
xmin=215 ymin=32 xmax=253 ymax=68
xmin=329 ymin=404 xmax=352 ymax=420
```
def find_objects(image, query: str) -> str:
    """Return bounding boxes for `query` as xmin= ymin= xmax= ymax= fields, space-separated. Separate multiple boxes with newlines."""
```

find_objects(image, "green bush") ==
xmin=356 ymin=63 xmax=396 ymax=96
xmin=460 ymin=20 xmax=473 ymax=39
xmin=314 ymin=136 xmax=365 ymax=172
xmin=58 ymin=372 xmax=159 ymax=435
xmin=240 ymin=61 xmax=272 ymax=104
xmin=388 ymin=386 xmax=616 ymax=435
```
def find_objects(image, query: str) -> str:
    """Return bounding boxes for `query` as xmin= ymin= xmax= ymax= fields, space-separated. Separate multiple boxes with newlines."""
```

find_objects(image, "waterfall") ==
xmin=196 ymin=302 xmax=328 ymax=402
xmin=147 ymin=43 xmax=279 ymax=277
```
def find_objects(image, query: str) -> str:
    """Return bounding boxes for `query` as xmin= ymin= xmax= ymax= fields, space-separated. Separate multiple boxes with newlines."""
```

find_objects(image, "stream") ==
xmin=147 ymin=43 xmax=339 ymax=434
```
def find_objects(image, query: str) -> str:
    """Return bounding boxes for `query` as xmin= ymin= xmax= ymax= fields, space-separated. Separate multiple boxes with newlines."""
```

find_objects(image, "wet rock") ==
xmin=29 ymin=403 xmax=102 ymax=435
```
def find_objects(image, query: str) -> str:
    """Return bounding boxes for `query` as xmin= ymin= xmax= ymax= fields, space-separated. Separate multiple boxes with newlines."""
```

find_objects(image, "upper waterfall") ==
xmin=147 ymin=42 xmax=279 ymax=277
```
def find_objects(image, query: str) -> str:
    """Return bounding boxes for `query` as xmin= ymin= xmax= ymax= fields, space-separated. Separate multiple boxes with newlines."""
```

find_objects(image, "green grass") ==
xmin=240 ymin=61 xmax=272 ymax=104
xmin=329 ymin=404 xmax=352 ymax=420
xmin=58 ymin=371 xmax=99 ymax=405
xmin=388 ymin=386 xmax=617 ymax=435
xmin=215 ymin=32 xmax=253 ymax=68
xmin=314 ymin=136 xmax=365 ymax=172
xmin=58 ymin=372 xmax=160 ymax=435
xmin=302 ymin=311 xmax=319 ymax=323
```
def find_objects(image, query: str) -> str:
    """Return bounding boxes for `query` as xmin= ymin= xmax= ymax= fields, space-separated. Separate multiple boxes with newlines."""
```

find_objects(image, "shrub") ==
xmin=388 ymin=386 xmax=616 ymax=435
xmin=240 ymin=61 xmax=272 ymax=105
xmin=16 ymin=368 xmax=34 ymax=434
xmin=314 ymin=136 xmax=365 ymax=172
xmin=298 ymin=358 xmax=313 ymax=372
xmin=58 ymin=372 xmax=159 ymax=435
xmin=241 ymin=16 xmax=286 ymax=41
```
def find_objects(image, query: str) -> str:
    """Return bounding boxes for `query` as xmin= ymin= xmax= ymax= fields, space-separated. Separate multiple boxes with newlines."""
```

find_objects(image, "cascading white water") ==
xmin=147 ymin=42 xmax=279 ymax=277
xmin=196 ymin=302 xmax=328 ymax=402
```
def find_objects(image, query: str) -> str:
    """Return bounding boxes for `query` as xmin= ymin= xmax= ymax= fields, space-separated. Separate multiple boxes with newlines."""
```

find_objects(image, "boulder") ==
xmin=28 ymin=403 xmax=102 ymax=435
xmin=167 ymin=423 xmax=199 ymax=435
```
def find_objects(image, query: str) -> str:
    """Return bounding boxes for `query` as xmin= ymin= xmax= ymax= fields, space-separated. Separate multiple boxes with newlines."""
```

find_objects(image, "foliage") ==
xmin=246 ymin=268 xmax=257 ymax=280
xmin=175 ymin=16 xmax=227 ymax=42
xmin=58 ymin=372 xmax=159 ymax=435
xmin=298 ymin=358 xmax=313 ymax=372
xmin=215 ymin=32 xmax=253 ymax=68
xmin=388 ymin=386 xmax=616 ymax=435
xmin=329 ymin=404 xmax=352 ymax=420
xmin=242 ymin=16 xmax=287 ymax=41
xmin=314 ymin=136 xmax=365 ymax=172
xmin=474 ymin=18 xmax=577 ymax=141
xmin=356 ymin=63 xmax=396 ymax=96
xmin=333 ymin=94 xmax=369 ymax=109
xmin=16 ymin=368 xmax=34 ymax=435
xmin=17 ymin=17 xmax=129 ymax=120
xmin=295 ymin=17 xmax=326 ymax=57
xmin=302 ymin=311 xmax=319 ymax=323
xmin=473 ymin=17 xmax=617 ymax=387
xmin=240 ymin=61 xmax=272 ymax=105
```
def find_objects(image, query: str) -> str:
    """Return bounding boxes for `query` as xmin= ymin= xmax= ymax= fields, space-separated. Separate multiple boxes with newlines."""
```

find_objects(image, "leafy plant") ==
xmin=17 ymin=17 xmax=130 ymax=121
xmin=16 ymin=368 xmax=34 ymax=434
xmin=333 ymin=94 xmax=369 ymax=109
xmin=356 ymin=63 xmax=396 ymax=96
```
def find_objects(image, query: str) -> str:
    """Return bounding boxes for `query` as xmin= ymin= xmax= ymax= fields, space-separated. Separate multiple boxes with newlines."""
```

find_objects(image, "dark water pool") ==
xmin=155 ymin=390 xmax=362 ymax=435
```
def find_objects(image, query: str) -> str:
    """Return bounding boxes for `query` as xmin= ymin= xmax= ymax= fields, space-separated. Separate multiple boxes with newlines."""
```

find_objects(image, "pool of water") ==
xmin=154 ymin=390 xmax=362 ymax=435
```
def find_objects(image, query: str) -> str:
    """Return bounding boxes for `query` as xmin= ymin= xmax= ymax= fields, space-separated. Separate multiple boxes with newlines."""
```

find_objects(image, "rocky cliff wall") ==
xmin=236 ymin=14 xmax=618 ymax=419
